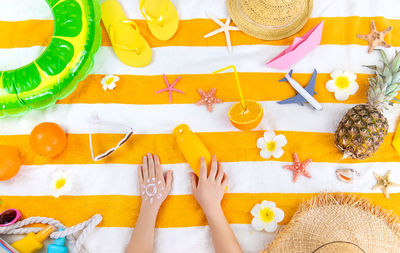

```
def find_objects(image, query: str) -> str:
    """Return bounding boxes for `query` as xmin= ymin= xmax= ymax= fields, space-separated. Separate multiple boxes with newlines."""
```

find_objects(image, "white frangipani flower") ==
xmin=257 ymin=131 xmax=287 ymax=159
xmin=50 ymin=170 xmax=73 ymax=198
xmin=326 ymin=70 xmax=358 ymax=101
xmin=251 ymin=200 xmax=284 ymax=232
xmin=101 ymin=75 xmax=119 ymax=91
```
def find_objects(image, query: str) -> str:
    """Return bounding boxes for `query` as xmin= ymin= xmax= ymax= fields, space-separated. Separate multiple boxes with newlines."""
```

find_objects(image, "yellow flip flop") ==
xmin=102 ymin=0 xmax=152 ymax=67
xmin=140 ymin=0 xmax=179 ymax=41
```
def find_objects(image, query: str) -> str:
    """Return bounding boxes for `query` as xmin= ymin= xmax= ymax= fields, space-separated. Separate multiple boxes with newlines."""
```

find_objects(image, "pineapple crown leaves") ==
xmin=363 ymin=49 xmax=400 ymax=110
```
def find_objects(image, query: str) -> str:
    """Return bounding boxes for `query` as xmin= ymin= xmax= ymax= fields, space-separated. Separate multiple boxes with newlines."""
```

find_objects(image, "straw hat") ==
xmin=263 ymin=193 xmax=400 ymax=253
xmin=226 ymin=0 xmax=313 ymax=40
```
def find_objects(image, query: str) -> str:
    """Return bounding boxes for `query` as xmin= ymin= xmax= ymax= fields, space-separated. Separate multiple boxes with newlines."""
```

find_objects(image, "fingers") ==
xmin=222 ymin=172 xmax=229 ymax=189
xmin=137 ymin=166 xmax=144 ymax=184
xmin=216 ymin=162 xmax=224 ymax=183
xmin=147 ymin=153 xmax=155 ymax=179
xmin=142 ymin=155 xmax=148 ymax=179
xmin=164 ymin=170 xmax=173 ymax=194
xmin=190 ymin=172 xmax=198 ymax=193
xmin=154 ymin=154 xmax=163 ymax=179
xmin=199 ymin=157 xmax=207 ymax=179
xmin=209 ymin=155 xmax=217 ymax=180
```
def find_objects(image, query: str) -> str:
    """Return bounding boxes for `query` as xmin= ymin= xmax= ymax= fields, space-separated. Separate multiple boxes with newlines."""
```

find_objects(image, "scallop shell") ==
xmin=336 ymin=169 xmax=360 ymax=183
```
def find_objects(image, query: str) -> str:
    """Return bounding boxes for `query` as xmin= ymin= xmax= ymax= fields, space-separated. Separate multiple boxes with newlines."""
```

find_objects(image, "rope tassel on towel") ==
xmin=0 ymin=214 xmax=102 ymax=253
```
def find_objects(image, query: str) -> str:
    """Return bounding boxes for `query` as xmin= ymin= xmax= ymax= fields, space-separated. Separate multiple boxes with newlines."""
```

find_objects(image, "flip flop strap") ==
xmin=140 ymin=0 xmax=169 ymax=27
xmin=108 ymin=20 xmax=145 ymax=54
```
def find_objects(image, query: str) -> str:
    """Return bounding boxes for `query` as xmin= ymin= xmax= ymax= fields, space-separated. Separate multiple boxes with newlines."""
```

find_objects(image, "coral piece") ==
xmin=372 ymin=170 xmax=400 ymax=198
xmin=196 ymin=88 xmax=222 ymax=112
xmin=203 ymin=13 xmax=239 ymax=52
xmin=155 ymin=74 xmax=184 ymax=104
xmin=357 ymin=20 xmax=392 ymax=53
xmin=284 ymin=153 xmax=312 ymax=183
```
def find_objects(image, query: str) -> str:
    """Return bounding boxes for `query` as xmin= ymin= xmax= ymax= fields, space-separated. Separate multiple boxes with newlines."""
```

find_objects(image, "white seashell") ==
xmin=336 ymin=168 xmax=360 ymax=183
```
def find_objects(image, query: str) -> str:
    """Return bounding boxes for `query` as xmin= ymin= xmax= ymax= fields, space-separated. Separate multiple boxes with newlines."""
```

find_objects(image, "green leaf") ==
xmin=364 ymin=65 xmax=377 ymax=71
xmin=392 ymin=72 xmax=400 ymax=83
xmin=378 ymin=49 xmax=389 ymax=66
xmin=391 ymin=50 xmax=400 ymax=72
xmin=392 ymin=98 xmax=400 ymax=103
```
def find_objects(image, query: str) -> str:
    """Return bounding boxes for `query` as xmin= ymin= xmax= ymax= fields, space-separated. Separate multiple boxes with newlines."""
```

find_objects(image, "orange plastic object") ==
xmin=29 ymin=122 xmax=67 ymax=158
xmin=228 ymin=99 xmax=263 ymax=131
xmin=0 ymin=145 xmax=21 ymax=181
xmin=173 ymin=124 xmax=211 ymax=176
xmin=11 ymin=225 xmax=54 ymax=253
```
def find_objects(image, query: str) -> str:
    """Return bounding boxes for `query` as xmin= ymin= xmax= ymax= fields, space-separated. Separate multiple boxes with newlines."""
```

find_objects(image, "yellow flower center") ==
xmin=266 ymin=141 xmax=276 ymax=152
xmin=55 ymin=178 xmax=66 ymax=189
xmin=106 ymin=77 xmax=115 ymax=85
xmin=259 ymin=207 xmax=275 ymax=223
xmin=335 ymin=76 xmax=350 ymax=89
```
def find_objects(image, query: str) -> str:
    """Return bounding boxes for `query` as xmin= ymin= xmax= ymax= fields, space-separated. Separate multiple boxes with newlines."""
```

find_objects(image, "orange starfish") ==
xmin=357 ymin=20 xmax=392 ymax=53
xmin=196 ymin=88 xmax=222 ymax=112
xmin=284 ymin=153 xmax=312 ymax=183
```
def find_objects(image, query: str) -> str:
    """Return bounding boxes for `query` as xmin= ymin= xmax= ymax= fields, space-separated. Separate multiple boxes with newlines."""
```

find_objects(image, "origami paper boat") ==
xmin=266 ymin=21 xmax=324 ymax=70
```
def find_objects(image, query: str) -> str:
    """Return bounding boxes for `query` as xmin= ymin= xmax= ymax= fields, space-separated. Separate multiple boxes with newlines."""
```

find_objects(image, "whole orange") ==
xmin=0 ymin=146 xmax=21 ymax=181
xmin=29 ymin=122 xmax=67 ymax=158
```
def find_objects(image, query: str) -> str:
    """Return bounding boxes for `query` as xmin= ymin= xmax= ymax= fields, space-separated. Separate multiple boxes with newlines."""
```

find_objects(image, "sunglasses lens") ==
xmin=0 ymin=210 xmax=17 ymax=225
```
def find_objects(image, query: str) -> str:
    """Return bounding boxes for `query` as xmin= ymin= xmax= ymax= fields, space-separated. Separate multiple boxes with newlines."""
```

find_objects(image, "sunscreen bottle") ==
xmin=11 ymin=225 xmax=54 ymax=253
xmin=173 ymin=124 xmax=211 ymax=176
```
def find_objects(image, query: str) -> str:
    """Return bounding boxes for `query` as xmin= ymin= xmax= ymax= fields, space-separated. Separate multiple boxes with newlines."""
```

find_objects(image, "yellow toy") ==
xmin=173 ymin=124 xmax=211 ymax=176
xmin=11 ymin=225 xmax=54 ymax=253
xmin=102 ymin=0 xmax=152 ymax=67
xmin=140 ymin=0 xmax=179 ymax=41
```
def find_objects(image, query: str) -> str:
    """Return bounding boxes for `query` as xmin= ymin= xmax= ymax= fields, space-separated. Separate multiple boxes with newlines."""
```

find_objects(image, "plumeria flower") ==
xmin=101 ymin=75 xmax=119 ymax=91
xmin=251 ymin=200 xmax=284 ymax=232
xmin=326 ymin=70 xmax=358 ymax=101
xmin=257 ymin=131 xmax=287 ymax=159
xmin=50 ymin=170 xmax=73 ymax=198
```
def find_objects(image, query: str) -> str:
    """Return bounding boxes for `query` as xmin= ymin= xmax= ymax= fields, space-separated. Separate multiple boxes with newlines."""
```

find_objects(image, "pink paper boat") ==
xmin=266 ymin=21 xmax=324 ymax=70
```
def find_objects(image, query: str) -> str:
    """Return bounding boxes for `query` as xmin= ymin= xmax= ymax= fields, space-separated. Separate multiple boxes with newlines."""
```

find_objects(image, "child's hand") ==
xmin=138 ymin=153 xmax=173 ymax=213
xmin=190 ymin=156 xmax=228 ymax=216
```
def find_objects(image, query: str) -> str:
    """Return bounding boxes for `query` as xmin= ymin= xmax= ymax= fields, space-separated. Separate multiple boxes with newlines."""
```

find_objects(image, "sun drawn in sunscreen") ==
xmin=141 ymin=177 xmax=163 ymax=204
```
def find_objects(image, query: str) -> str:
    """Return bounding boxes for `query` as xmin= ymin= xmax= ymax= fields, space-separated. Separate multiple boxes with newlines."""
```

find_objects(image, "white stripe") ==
xmin=92 ymin=45 xmax=381 ymax=75
xmin=1 ymin=162 xmax=399 ymax=196
xmin=0 ymin=45 xmax=391 ymax=75
xmin=0 ymin=102 xmax=399 ymax=135
xmin=2 ymin=225 xmax=275 ymax=253
xmin=2 ymin=0 xmax=400 ymax=21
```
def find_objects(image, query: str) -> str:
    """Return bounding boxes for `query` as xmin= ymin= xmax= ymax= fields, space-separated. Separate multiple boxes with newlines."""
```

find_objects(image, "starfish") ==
xmin=284 ymin=153 xmax=312 ymax=183
xmin=155 ymin=74 xmax=184 ymax=104
xmin=372 ymin=170 xmax=400 ymax=198
xmin=357 ymin=20 xmax=392 ymax=53
xmin=196 ymin=88 xmax=222 ymax=112
xmin=203 ymin=13 xmax=240 ymax=52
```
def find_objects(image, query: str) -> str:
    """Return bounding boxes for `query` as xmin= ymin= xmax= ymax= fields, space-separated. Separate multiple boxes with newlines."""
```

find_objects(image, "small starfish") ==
xmin=155 ymin=74 xmax=184 ymax=104
xmin=196 ymin=88 xmax=222 ymax=112
xmin=357 ymin=20 xmax=392 ymax=53
xmin=203 ymin=13 xmax=240 ymax=52
xmin=372 ymin=170 xmax=400 ymax=198
xmin=284 ymin=153 xmax=312 ymax=183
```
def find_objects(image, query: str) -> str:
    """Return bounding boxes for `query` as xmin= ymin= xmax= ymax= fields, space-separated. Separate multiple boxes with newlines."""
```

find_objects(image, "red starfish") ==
xmin=155 ymin=74 xmax=184 ymax=104
xmin=196 ymin=88 xmax=222 ymax=112
xmin=284 ymin=153 xmax=312 ymax=183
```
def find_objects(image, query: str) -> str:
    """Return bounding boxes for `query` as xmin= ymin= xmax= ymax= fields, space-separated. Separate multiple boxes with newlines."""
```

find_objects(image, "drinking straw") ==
xmin=213 ymin=65 xmax=246 ymax=110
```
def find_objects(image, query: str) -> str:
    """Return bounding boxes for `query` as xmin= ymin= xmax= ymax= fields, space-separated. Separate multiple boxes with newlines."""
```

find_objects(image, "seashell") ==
xmin=336 ymin=168 xmax=360 ymax=183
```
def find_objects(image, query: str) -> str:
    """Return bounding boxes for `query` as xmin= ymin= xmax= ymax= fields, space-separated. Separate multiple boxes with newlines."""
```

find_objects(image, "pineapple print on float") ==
xmin=335 ymin=49 xmax=400 ymax=160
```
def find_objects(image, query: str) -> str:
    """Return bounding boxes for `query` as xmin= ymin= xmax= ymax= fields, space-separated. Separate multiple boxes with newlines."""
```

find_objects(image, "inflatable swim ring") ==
xmin=0 ymin=0 xmax=101 ymax=117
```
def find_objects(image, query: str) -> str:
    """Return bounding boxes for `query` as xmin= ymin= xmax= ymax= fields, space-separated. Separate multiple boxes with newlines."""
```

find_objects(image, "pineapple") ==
xmin=335 ymin=49 xmax=400 ymax=159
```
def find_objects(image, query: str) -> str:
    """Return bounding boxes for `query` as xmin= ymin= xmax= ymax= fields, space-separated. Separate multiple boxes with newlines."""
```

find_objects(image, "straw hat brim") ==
xmin=227 ymin=0 xmax=313 ymax=40
xmin=263 ymin=193 xmax=400 ymax=253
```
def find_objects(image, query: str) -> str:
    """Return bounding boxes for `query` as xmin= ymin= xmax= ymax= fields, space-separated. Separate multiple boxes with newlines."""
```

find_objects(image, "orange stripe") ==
xmin=0 ymin=17 xmax=397 ymax=48
xmin=0 ymin=131 xmax=399 ymax=166
xmin=59 ymin=73 xmax=369 ymax=105
xmin=1 ymin=193 xmax=399 ymax=228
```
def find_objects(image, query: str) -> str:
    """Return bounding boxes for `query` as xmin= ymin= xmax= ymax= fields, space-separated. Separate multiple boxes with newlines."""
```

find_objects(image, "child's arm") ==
xmin=190 ymin=156 xmax=242 ymax=253
xmin=126 ymin=153 xmax=173 ymax=253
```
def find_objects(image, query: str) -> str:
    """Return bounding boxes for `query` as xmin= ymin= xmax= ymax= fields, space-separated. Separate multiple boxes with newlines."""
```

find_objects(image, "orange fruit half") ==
xmin=228 ymin=99 xmax=263 ymax=131
xmin=0 ymin=145 xmax=21 ymax=181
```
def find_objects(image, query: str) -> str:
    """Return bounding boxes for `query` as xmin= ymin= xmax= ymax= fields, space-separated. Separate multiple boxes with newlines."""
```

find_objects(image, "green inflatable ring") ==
xmin=0 ymin=0 xmax=102 ymax=117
